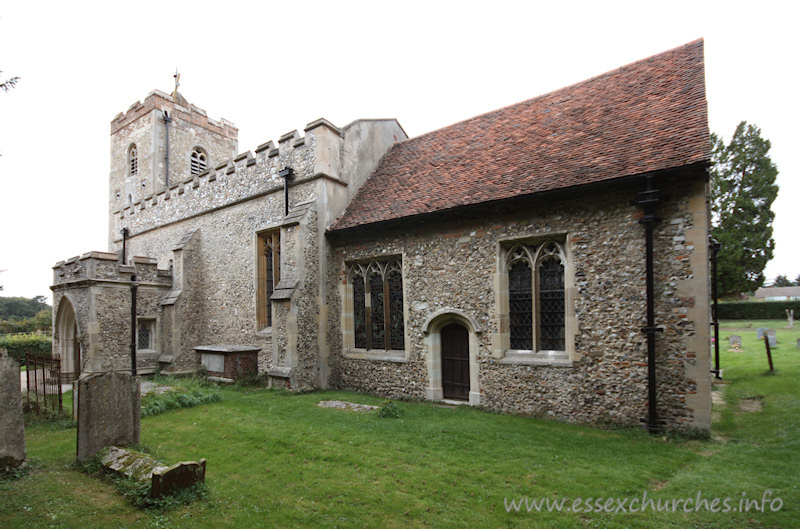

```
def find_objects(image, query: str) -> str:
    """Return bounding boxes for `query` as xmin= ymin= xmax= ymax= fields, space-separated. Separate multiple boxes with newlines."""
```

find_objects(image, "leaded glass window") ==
xmin=369 ymin=271 xmax=385 ymax=349
xmin=137 ymin=320 xmax=152 ymax=350
xmin=509 ymin=259 xmax=533 ymax=349
xmin=539 ymin=256 xmax=565 ymax=350
xmin=353 ymin=272 xmax=367 ymax=348
xmin=506 ymin=241 xmax=566 ymax=352
xmin=257 ymin=230 xmax=280 ymax=329
xmin=388 ymin=269 xmax=405 ymax=350
xmin=348 ymin=258 xmax=405 ymax=351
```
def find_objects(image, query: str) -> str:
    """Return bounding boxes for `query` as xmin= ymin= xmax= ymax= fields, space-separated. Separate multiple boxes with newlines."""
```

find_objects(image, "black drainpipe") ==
xmin=163 ymin=111 xmax=172 ymax=188
xmin=279 ymin=167 xmax=294 ymax=216
xmin=709 ymin=239 xmax=722 ymax=379
xmin=121 ymin=227 xmax=129 ymax=264
xmin=636 ymin=176 xmax=664 ymax=433
xmin=130 ymin=273 xmax=138 ymax=376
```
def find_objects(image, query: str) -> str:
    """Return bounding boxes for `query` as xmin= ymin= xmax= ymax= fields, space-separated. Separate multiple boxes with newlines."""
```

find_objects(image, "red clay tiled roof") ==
xmin=329 ymin=39 xmax=709 ymax=232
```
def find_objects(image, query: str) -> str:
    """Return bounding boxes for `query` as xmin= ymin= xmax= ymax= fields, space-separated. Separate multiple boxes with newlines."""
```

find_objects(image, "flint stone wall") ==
xmin=329 ymin=176 xmax=711 ymax=431
xmin=0 ymin=354 xmax=26 ymax=471
xmin=76 ymin=372 xmax=140 ymax=462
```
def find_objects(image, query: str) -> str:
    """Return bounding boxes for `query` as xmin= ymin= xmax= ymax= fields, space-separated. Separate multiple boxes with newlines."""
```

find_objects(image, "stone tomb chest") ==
xmin=195 ymin=345 xmax=260 ymax=382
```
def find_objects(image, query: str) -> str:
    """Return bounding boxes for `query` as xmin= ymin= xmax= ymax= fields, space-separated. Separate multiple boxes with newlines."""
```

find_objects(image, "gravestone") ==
xmin=100 ymin=445 xmax=206 ymax=499
xmin=76 ymin=371 xmax=140 ymax=462
xmin=728 ymin=335 xmax=742 ymax=348
xmin=796 ymin=337 xmax=800 ymax=349
xmin=0 ymin=351 xmax=26 ymax=472
xmin=756 ymin=327 xmax=769 ymax=340
xmin=766 ymin=329 xmax=777 ymax=347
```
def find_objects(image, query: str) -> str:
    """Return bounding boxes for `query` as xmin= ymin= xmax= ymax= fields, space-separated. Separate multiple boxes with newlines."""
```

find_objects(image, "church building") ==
xmin=52 ymin=40 xmax=712 ymax=431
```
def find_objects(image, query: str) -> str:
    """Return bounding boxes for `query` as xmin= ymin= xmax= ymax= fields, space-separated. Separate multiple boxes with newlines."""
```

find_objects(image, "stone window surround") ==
xmin=494 ymin=232 xmax=577 ymax=367
xmin=136 ymin=317 xmax=159 ymax=354
xmin=190 ymin=146 xmax=209 ymax=176
xmin=341 ymin=254 xmax=409 ymax=363
xmin=422 ymin=309 xmax=482 ymax=405
xmin=128 ymin=143 xmax=138 ymax=178
xmin=255 ymin=228 xmax=281 ymax=334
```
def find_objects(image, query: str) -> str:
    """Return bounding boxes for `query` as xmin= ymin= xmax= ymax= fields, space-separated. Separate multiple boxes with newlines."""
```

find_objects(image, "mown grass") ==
xmin=1 ymin=326 xmax=798 ymax=528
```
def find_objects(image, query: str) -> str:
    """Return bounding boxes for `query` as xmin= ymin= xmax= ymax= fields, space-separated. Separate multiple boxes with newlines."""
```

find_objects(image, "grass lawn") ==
xmin=2 ymin=322 xmax=798 ymax=528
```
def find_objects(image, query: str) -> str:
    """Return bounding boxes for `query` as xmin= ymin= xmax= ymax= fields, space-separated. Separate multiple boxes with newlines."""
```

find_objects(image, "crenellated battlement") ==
xmin=111 ymin=90 xmax=237 ymax=139
xmin=110 ymin=118 xmax=346 ymax=241
xmin=52 ymin=251 xmax=172 ymax=288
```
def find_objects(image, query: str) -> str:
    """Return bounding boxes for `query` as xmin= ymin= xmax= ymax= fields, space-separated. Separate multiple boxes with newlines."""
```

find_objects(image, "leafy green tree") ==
xmin=0 ymin=296 xmax=50 ymax=320
xmin=795 ymin=275 xmax=800 ymax=287
xmin=773 ymin=275 xmax=792 ymax=287
xmin=711 ymin=121 xmax=779 ymax=295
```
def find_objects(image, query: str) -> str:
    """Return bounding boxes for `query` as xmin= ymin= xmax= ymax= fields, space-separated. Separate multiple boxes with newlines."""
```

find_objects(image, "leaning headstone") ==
xmin=0 ymin=352 xmax=26 ymax=472
xmin=766 ymin=329 xmax=777 ymax=347
xmin=728 ymin=335 xmax=742 ymax=349
xmin=756 ymin=327 xmax=769 ymax=340
xmin=76 ymin=372 xmax=140 ymax=462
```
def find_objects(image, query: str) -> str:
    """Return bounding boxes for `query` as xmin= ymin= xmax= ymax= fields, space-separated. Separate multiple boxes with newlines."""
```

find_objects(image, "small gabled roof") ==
xmin=330 ymin=39 xmax=709 ymax=233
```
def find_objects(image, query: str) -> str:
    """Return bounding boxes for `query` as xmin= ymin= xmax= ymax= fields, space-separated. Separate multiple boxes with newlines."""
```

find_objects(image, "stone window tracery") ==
xmin=506 ymin=241 xmax=566 ymax=352
xmin=190 ymin=146 xmax=208 ymax=176
xmin=257 ymin=230 xmax=280 ymax=330
xmin=348 ymin=258 xmax=404 ymax=351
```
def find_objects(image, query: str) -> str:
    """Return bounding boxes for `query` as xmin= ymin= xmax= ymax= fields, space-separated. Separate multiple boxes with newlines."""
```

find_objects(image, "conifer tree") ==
xmin=710 ymin=121 xmax=779 ymax=295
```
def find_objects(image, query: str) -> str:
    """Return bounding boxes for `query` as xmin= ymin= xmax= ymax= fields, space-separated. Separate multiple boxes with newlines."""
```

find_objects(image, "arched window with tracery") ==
xmin=537 ymin=243 xmax=565 ymax=351
xmin=348 ymin=258 xmax=405 ymax=351
xmin=257 ymin=230 xmax=280 ymax=329
xmin=190 ymin=146 xmax=208 ymax=176
xmin=506 ymin=241 xmax=566 ymax=352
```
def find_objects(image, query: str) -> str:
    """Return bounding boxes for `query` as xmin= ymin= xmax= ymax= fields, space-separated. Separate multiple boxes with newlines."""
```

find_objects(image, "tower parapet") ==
xmin=109 ymin=89 xmax=238 ymax=246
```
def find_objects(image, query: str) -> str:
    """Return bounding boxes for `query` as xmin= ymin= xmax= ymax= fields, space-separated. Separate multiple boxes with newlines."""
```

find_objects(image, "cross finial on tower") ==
xmin=172 ymin=69 xmax=181 ymax=97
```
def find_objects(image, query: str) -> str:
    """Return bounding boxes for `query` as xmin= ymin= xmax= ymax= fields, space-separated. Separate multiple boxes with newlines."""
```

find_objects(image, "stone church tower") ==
xmin=108 ymin=89 xmax=238 ymax=246
xmin=53 ymin=41 xmax=714 ymax=432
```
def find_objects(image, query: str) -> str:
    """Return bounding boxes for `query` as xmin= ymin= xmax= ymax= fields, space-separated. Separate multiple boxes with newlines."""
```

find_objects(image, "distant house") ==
xmin=755 ymin=287 xmax=800 ymax=301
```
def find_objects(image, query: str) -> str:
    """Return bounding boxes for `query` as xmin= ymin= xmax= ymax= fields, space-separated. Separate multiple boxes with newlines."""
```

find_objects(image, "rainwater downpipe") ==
xmin=710 ymin=239 xmax=722 ymax=379
xmin=121 ymin=227 xmax=129 ymax=265
xmin=636 ymin=175 xmax=663 ymax=434
xmin=130 ymin=274 xmax=138 ymax=376
xmin=163 ymin=110 xmax=172 ymax=188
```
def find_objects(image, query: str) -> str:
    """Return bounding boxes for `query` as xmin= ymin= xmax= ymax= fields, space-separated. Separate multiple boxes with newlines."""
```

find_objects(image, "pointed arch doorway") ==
xmin=56 ymin=297 xmax=81 ymax=383
xmin=423 ymin=309 xmax=482 ymax=405
xmin=441 ymin=323 xmax=469 ymax=400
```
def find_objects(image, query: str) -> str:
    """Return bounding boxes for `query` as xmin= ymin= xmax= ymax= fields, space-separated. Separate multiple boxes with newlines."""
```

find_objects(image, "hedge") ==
xmin=718 ymin=300 xmax=800 ymax=320
xmin=0 ymin=333 xmax=53 ymax=365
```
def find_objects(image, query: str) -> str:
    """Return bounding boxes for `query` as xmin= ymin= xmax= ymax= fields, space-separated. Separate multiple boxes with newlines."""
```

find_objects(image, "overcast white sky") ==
xmin=0 ymin=0 xmax=797 ymax=300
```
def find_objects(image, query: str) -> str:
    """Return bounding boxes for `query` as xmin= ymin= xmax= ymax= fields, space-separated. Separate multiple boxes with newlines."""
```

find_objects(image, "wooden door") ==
xmin=441 ymin=323 xmax=469 ymax=400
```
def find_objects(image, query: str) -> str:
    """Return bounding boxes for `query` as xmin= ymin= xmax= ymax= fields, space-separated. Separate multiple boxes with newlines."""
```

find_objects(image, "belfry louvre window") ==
xmin=348 ymin=259 xmax=405 ymax=350
xmin=257 ymin=230 xmax=280 ymax=329
xmin=507 ymin=241 xmax=566 ymax=351
xmin=129 ymin=144 xmax=138 ymax=177
xmin=190 ymin=147 xmax=208 ymax=176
